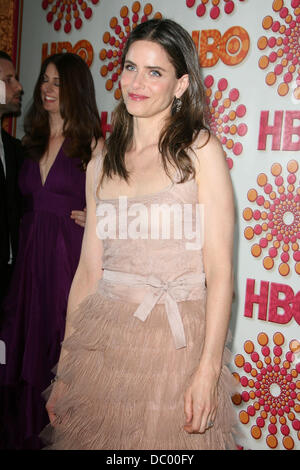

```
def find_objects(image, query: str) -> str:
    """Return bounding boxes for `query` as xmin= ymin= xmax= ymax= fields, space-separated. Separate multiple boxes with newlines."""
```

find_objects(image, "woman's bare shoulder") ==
xmin=91 ymin=137 xmax=105 ymax=159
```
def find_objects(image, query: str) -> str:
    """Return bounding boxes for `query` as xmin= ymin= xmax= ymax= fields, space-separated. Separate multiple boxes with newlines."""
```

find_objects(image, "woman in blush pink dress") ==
xmin=43 ymin=20 xmax=237 ymax=450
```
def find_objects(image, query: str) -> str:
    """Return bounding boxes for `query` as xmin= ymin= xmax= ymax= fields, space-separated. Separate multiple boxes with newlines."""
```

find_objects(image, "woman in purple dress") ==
xmin=0 ymin=53 xmax=103 ymax=449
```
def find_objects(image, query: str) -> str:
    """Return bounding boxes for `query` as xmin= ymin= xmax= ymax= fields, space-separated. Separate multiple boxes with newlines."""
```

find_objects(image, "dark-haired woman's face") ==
xmin=121 ymin=40 xmax=188 ymax=120
xmin=40 ymin=63 xmax=60 ymax=115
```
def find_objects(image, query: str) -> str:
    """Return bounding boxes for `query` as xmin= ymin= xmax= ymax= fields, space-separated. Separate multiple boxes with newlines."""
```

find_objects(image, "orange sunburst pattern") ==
xmin=232 ymin=332 xmax=300 ymax=449
xmin=243 ymin=160 xmax=300 ymax=276
xmin=204 ymin=75 xmax=248 ymax=170
xmin=258 ymin=0 xmax=300 ymax=100
xmin=99 ymin=2 xmax=162 ymax=100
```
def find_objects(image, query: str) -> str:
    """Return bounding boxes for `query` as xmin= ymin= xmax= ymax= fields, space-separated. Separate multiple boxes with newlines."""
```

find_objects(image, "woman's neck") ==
xmin=131 ymin=113 xmax=168 ymax=152
xmin=48 ymin=112 xmax=64 ymax=138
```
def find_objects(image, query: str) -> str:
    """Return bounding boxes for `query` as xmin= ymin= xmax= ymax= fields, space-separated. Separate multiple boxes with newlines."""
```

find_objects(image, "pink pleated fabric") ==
xmin=40 ymin=155 xmax=238 ymax=450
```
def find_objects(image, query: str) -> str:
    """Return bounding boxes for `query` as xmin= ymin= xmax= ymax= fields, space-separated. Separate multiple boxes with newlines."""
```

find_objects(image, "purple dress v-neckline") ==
xmin=0 ymin=143 xmax=86 ymax=449
xmin=38 ymin=142 xmax=62 ymax=188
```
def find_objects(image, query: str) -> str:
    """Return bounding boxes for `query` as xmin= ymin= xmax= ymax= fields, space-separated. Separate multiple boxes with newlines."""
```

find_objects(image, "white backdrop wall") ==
xmin=18 ymin=0 xmax=300 ymax=450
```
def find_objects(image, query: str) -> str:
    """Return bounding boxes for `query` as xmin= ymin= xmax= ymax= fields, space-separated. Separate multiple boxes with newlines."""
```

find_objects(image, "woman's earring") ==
xmin=173 ymin=96 xmax=182 ymax=113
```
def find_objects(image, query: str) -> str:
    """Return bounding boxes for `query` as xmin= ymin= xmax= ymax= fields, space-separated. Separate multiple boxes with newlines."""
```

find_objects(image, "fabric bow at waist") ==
xmin=99 ymin=269 xmax=206 ymax=350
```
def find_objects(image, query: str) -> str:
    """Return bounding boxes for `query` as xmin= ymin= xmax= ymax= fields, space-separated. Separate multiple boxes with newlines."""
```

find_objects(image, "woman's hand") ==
xmin=71 ymin=208 xmax=87 ymax=227
xmin=46 ymin=379 xmax=66 ymax=426
xmin=183 ymin=366 xmax=219 ymax=434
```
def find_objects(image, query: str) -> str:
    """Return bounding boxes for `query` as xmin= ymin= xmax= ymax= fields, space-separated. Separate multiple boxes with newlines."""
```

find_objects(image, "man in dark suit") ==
xmin=0 ymin=51 xmax=23 ymax=310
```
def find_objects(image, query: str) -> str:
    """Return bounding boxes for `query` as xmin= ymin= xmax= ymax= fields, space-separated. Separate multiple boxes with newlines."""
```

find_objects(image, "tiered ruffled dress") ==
xmin=41 ymin=155 xmax=237 ymax=450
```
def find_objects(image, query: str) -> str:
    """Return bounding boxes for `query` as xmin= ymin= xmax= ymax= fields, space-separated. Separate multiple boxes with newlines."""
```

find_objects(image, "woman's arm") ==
xmin=184 ymin=132 xmax=235 ymax=434
xmin=70 ymin=138 xmax=105 ymax=228
xmin=62 ymin=156 xmax=103 ymax=348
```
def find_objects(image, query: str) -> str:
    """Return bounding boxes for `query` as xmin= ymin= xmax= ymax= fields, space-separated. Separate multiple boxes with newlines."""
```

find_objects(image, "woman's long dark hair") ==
xmin=23 ymin=53 xmax=102 ymax=169
xmin=103 ymin=18 xmax=210 ymax=184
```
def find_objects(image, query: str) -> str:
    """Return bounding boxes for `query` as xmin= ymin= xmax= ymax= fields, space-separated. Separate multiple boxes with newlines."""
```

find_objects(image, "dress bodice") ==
xmin=94 ymin=156 xmax=205 ymax=282
xmin=19 ymin=143 xmax=86 ymax=216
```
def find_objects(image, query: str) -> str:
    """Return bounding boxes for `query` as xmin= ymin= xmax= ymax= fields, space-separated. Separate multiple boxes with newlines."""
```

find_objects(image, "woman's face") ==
xmin=120 ymin=40 xmax=188 ymax=121
xmin=40 ymin=62 xmax=60 ymax=114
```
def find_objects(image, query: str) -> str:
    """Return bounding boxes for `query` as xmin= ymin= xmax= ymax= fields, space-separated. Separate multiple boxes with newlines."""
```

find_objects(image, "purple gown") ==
xmin=0 ymin=143 xmax=85 ymax=449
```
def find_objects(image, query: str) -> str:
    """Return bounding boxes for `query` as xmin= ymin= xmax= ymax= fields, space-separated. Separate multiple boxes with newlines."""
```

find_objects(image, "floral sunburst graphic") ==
xmin=42 ymin=0 xmax=100 ymax=33
xmin=257 ymin=0 xmax=300 ymax=100
xmin=232 ymin=332 xmax=300 ymax=450
xmin=185 ymin=0 xmax=246 ymax=19
xmin=204 ymin=75 xmax=247 ymax=170
xmin=99 ymin=2 xmax=162 ymax=100
xmin=243 ymin=160 xmax=300 ymax=276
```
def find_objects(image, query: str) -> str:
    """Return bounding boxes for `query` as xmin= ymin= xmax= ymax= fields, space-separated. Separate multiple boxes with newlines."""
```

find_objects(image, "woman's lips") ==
xmin=44 ymin=95 xmax=56 ymax=102
xmin=128 ymin=93 xmax=149 ymax=101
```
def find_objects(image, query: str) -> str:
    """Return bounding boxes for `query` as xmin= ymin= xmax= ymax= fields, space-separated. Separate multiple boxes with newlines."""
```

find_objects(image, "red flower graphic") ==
xmin=185 ymin=0 xmax=246 ymax=19
xmin=42 ymin=0 xmax=100 ymax=33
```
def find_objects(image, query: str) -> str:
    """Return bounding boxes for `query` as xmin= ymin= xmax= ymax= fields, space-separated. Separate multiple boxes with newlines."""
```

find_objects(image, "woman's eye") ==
xmin=125 ymin=64 xmax=135 ymax=71
xmin=41 ymin=77 xmax=60 ymax=87
xmin=150 ymin=70 xmax=161 ymax=77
